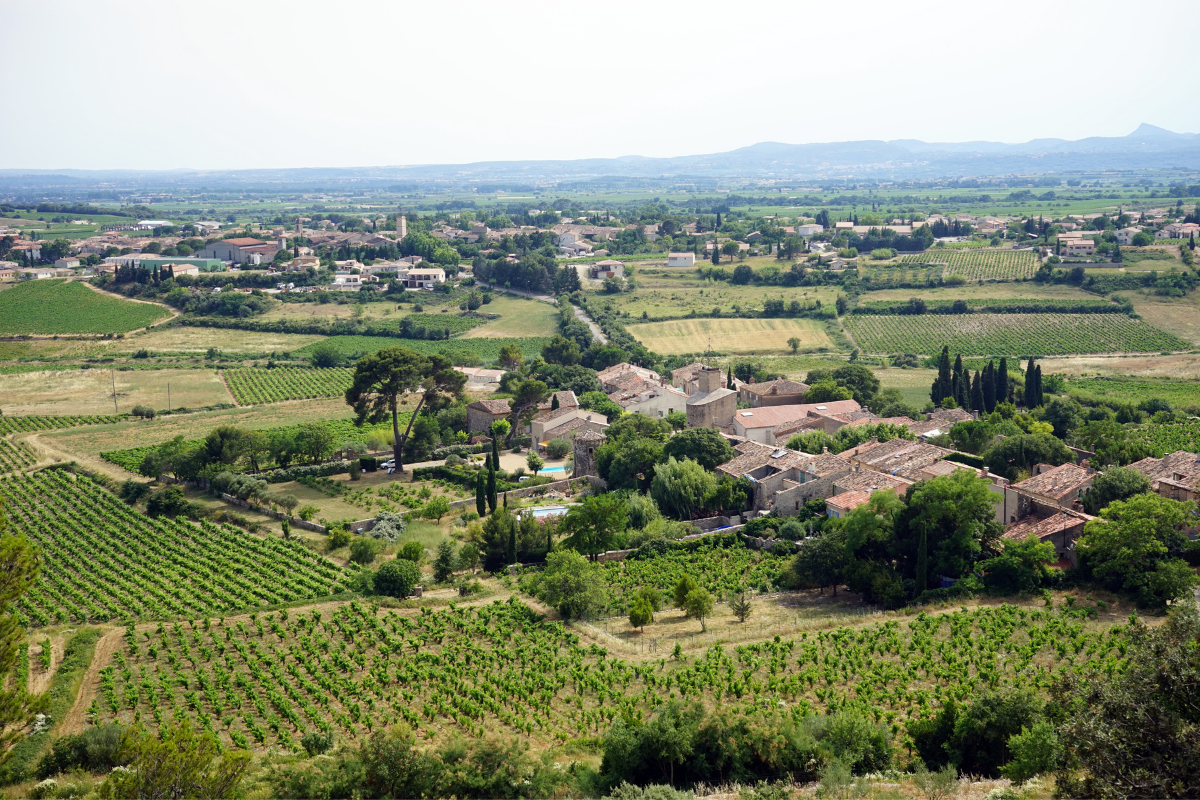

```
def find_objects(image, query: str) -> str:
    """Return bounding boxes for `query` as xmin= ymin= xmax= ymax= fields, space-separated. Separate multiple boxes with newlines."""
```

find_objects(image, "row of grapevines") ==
xmin=224 ymin=368 xmax=353 ymax=405
xmin=845 ymin=313 xmax=1190 ymax=356
xmin=0 ymin=414 xmax=127 ymax=435
xmin=0 ymin=438 xmax=36 ymax=474
xmin=0 ymin=471 xmax=352 ymax=628
xmin=98 ymin=598 xmax=1127 ymax=752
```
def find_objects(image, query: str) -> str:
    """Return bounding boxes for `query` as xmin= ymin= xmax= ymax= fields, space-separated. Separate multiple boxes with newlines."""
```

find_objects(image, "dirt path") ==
xmin=25 ymin=635 xmax=65 ymax=695
xmin=20 ymin=432 xmax=134 ymax=481
xmin=216 ymin=370 xmax=238 ymax=406
xmin=59 ymin=627 xmax=121 ymax=736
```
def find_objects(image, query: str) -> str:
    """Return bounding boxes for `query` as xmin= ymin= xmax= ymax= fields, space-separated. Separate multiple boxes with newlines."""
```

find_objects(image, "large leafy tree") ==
xmin=651 ymin=457 xmax=716 ymax=520
xmin=894 ymin=471 xmax=1003 ymax=591
xmin=503 ymin=378 xmax=550 ymax=443
xmin=660 ymin=428 xmax=734 ymax=472
xmin=598 ymin=437 xmax=663 ymax=492
xmin=536 ymin=550 xmax=608 ymax=620
xmin=559 ymin=494 xmax=628 ymax=557
xmin=1077 ymin=493 xmax=1198 ymax=607
xmin=982 ymin=433 xmax=1073 ymax=480
xmin=345 ymin=347 xmax=464 ymax=473
xmin=1054 ymin=607 xmax=1200 ymax=798
xmin=100 ymin=719 xmax=250 ymax=799
xmin=0 ymin=501 xmax=40 ymax=767
xmin=1081 ymin=466 xmax=1151 ymax=514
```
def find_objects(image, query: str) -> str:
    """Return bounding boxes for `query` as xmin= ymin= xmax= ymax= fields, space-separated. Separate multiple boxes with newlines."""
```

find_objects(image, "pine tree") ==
xmin=998 ymin=357 xmax=1009 ymax=404
xmin=475 ymin=471 xmax=486 ymax=517
xmin=971 ymin=370 xmax=984 ymax=413
xmin=1024 ymin=358 xmax=1037 ymax=408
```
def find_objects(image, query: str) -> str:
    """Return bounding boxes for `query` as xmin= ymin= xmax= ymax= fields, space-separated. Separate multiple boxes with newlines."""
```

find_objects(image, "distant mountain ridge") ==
xmin=3 ymin=124 xmax=1199 ymax=189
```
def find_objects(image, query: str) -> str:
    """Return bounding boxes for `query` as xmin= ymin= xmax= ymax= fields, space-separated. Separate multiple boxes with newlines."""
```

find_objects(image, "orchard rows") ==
xmin=99 ymin=599 xmax=1128 ymax=753
xmin=224 ymin=368 xmax=353 ymax=405
xmin=845 ymin=313 xmax=1189 ymax=356
xmin=0 ymin=471 xmax=352 ymax=628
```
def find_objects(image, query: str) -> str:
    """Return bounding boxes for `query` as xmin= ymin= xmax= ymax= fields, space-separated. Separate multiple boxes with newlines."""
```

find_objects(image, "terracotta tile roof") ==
xmin=575 ymin=430 xmax=606 ymax=442
xmin=469 ymin=398 xmax=512 ymax=415
xmin=741 ymin=379 xmax=810 ymax=397
xmin=688 ymin=387 xmax=737 ymax=406
xmin=851 ymin=438 xmax=954 ymax=479
xmin=919 ymin=460 xmax=976 ymax=477
xmin=1129 ymin=450 xmax=1200 ymax=484
xmin=733 ymin=400 xmax=861 ymax=430
xmin=1011 ymin=463 xmax=1093 ymax=502
xmin=834 ymin=470 xmax=912 ymax=494
xmin=805 ymin=452 xmax=854 ymax=476
xmin=929 ymin=408 xmax=975 ymax=425
xmin=843 ymin=415 xmax=916 ymax=429
xmin=826 ymin=490 xmax=873 ymax=512
xmin=221 ymin=237 xmax=267 ymax=246
xmin=1002 ymin=511 xmax=1090 ymax=542
xmin=533 ymin=406 xmax=578 ymax=424
xmin=716 ymin=440 xmax=810 ymax=477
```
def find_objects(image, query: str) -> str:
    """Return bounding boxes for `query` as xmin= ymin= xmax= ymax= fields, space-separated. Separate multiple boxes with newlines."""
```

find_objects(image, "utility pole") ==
xmin=111 ymin=370 xmax=118 ymax=414
xmin=168 ymin=382 xmax=171 ymax=412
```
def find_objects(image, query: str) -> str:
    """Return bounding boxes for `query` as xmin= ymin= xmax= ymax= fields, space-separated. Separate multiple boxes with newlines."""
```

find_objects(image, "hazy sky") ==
xmin=4 ymin=0 xmax=1198 ymax=171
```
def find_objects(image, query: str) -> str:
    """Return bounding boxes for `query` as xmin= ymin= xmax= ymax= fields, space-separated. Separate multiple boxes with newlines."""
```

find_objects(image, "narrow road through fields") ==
xmin=478 ymin=283 xmax=607 ymax=344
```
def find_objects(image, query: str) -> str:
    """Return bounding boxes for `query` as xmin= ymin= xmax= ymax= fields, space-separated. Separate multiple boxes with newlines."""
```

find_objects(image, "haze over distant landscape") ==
xmin=6 ymin=4 xmax=1200 ymax=800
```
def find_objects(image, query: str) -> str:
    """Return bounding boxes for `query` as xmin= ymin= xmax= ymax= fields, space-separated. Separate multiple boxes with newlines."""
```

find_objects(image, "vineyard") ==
xmin=224 ymin=368 xmax=353 ymax=405
xmin=897 ymin=249 xmax=1040 ymax=281
xmin=859 ymin=265 xmax=941 ymax=287
xmin=96 ymin=599 xmax=1128 ymax=753
xmin=101 ymin=416 xmax=401 ymax=474
xmin=0 ymin=438 xmax=36 ymax=473
xmin=845 ymin=313 xmax=1190 ymax=356
xmin=1065 ymin=377 xmax=1200 ymax=412
xmin=294 ymin=336 xmax=552 ymax=365
xmin=0 ymin=471 xmax=352 ymax=628
xmin=522 ymin=537 xmax=788 ymax=616
xmin=1128 ymin=421 xmax=1200 ymax=456
xmin=0 ymin=280 xmax=171 ymax=335
xmin=0 ymin=414 xmax=127 ymax=435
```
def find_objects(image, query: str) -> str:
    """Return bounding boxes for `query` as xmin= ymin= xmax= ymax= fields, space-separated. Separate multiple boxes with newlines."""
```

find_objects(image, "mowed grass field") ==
xmin=627 ymin=318 xmax=832 ymax=355
xmin=0 ymin=368 xmax=233 ymax=416
xmin=458 ymin=295 xmax=559 ymax=338
xmin=0 ymin=280 xmax=171 ymax=335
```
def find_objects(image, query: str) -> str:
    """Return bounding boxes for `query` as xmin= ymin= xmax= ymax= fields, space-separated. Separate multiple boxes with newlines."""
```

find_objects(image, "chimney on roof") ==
xmin=822 ymin=446 xmax=828 ymax=454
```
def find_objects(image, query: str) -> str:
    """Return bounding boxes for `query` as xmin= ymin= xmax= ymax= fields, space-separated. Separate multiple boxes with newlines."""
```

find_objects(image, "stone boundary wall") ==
xmin=219 ymin=493 xmax=327 ymax=533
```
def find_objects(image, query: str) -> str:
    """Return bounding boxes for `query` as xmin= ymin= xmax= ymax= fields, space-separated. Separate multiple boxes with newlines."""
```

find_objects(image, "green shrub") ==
xmin=374 ymin=559 xmax=421 ymax=598
xmin=349 ymin=538 xmax=381 ymax=565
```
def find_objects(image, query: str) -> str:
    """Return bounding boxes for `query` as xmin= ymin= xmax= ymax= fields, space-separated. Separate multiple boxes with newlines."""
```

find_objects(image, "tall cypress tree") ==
xmin=933 ymin=346 xmax=952 ymax=405
xmin=971 ymin=370 xmax=984 ymax=413
xmin=1024 ymin=358 xmax=1037 ymax=408
xmin=711 ymin=246 xmax=720 ymax=265
xmin=997 ymin=357 xmax=1009 ymax=404
xmin=475 ymin=471 xmax=487 ymax=517
xmin=486 ymin=463 xmax=497 ymax=513
xmin=507 ymin=516 xmax=516 ymax=564
xmin=1034 ymin=365 xmax=1044 ymax=407
xmin=491 ymin=436 xmax=500 ymax=471
xmin=982 ymin=361 xmax=996 ymax=414
xmin=952 ymin=354 xmax=968 ymax=408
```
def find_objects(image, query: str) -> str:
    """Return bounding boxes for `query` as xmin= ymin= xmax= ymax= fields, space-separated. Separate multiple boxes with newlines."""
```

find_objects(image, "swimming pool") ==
xmin=528 ymin=505 xmax=568 ymax=519
xmin=539 ymin=466 xmax=566 ymax=473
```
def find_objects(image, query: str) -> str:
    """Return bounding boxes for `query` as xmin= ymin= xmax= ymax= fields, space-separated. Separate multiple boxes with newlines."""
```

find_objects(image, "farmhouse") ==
xmin=597 ymin=362 xmax=661 ymax=393
xmin=666 ymin=252 xmax=695 ymax=267
xmin=404 ymin=268 xmax=446 ymax=289
xmin=466 ymin=398 xmax=512 ymax=434
xmin=739 ymin=378 xmax=810 ymax=408
xmin=1128 ymin=450 xmax=1200 ymax=502
xmin=54 ymin=257 xmax=81 ymax=270
xmin=1062 ymin=240 xmax=1095 ymax=257
xmin=199 ymin=237 xmax=281 ymax=265
xmin=732 ymin=400 xmax=862 ymax=445
xmin=608 ymin=380 xmax=688 ymax=419
xmin=671 ymin=362 xmax=731 ymax=395
xmin=590 ymin=260 xmax=624 ymax=279
xmin=685 ymin=366 xmax=738 ymax=430
xmin=845 ymin=437 xmax=954 ymax=481
xmin=531 ymin=408 xmax=609 ymax=449
xmin=1114 ymin=227 xmax=1143 ymax=245
xmin=1002 ymin=462 xmax=1095 ymax=523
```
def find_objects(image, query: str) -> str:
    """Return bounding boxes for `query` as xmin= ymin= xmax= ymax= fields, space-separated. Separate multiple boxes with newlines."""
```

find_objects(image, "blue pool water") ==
xmin=539 ymin=466 xmax=566 ymax=473
xmin=529 ymin=506 xmax=568 ymax=518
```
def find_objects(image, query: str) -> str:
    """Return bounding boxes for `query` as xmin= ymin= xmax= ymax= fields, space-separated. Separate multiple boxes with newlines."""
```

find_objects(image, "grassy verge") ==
xmin=0 ymin=627 xmax=103 ymax=785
